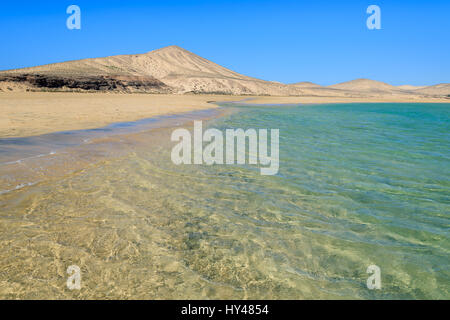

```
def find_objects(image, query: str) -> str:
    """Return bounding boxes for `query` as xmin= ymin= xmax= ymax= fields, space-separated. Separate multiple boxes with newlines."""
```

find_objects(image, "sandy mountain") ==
xmin=328 ymin=79 xmax=401 ymax=93
xmin=287 ymin=82 xmax=358 ymax=97
xmin=0 ymin=46 xmax=448 ymax=100
xmin=414 ymin=83 xmax=450 ymax=96
xmin=0 ymin=46 xmax=303 ymax=95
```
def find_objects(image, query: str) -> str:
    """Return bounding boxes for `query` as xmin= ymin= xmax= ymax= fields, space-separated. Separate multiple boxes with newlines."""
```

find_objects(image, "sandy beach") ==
xmin=1 ymin=92 xmax=448 ymax=138
xmin=0 ymin=92 xmax=244 ymax=138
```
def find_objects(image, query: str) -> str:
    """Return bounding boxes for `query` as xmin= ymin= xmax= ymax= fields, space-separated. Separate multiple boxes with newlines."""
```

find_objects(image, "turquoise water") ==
xmin=202 ymin=102 xmax=450 ymax=298
xmin=0 ymin=103 xmax=448 ymax=299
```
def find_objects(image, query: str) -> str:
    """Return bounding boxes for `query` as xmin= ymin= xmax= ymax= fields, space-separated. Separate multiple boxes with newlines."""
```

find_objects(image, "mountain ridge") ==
xmin=1 ymin=46 xmax=449 ymax=97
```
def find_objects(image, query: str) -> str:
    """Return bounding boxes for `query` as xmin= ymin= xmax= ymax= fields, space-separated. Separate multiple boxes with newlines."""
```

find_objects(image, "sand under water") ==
xmin=0 ymin=103 xmax=449 ymax=299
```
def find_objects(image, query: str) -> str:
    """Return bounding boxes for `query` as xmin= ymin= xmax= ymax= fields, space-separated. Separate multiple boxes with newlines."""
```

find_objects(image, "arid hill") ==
xmin=0 ymin=46 xmax=299 ymax=95
xmin=413 ymin=83 xmax=450 ymax=96
xmin=289 ymin=81 xmax=323 ymax=88
xmin=328 ymin=79 xmax=400 ymax=93
xmin=397 ymin=85 xmax=427 ymax=91
xmin=0 ymin=46 xmax=448 ymax=99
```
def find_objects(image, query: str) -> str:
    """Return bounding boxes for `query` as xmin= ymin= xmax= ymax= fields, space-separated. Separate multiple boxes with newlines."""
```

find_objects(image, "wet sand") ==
xmin=0 ymin=108 xmax=226 ymax=195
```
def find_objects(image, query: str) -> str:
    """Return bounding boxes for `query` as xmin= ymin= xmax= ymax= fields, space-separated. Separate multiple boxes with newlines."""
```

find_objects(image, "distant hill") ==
xmin=289 ymin=81 xmax=322 ymax=88
xmin=397 ymin=85 xmax=426 ymax=91
xmin=414 ymin=84 xmax=450 ymax=96
xmin=328 ymin=79 xmax=400 ymax=93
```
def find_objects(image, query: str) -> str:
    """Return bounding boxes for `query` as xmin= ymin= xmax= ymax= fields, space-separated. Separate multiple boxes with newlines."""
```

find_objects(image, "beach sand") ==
xmin=0 ymin=92 xmax=243 ymax=138
xmin=1 ymin=92 xmax=448 ymax=138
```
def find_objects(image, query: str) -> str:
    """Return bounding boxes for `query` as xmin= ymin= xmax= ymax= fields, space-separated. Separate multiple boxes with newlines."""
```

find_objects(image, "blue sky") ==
xmin=0 ymin=0 xmax=448 ymax=86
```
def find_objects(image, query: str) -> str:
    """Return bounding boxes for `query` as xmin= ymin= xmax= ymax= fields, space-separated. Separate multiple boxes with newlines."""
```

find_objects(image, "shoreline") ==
xmin=1 ymin=92 xmax=448 ymax=138
xmin=0 ymin=106 xmax=230 ymax=196
xmin=239 ymin=95 xmax=450 ymax=105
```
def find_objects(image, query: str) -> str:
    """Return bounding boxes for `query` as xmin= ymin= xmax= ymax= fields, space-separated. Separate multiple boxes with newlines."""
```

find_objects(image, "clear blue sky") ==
xmin=0 ymin=0 xmax=448 ymax=85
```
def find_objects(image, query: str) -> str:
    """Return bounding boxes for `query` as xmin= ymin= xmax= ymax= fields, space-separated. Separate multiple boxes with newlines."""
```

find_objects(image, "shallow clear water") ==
xmin=0 ymin=103 xmax=449 ymax=299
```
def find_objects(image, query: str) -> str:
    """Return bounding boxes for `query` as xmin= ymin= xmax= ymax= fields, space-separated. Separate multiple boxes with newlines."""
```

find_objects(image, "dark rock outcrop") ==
xmin=0 ymin=74 xmax=171 ymax=93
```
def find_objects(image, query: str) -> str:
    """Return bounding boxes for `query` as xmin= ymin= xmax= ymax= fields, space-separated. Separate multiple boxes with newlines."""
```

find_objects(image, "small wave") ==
xmin=0 ymin=151 xmax=57 ymax=166
xmin=0 ymin=182 xmax=37 ymax=195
